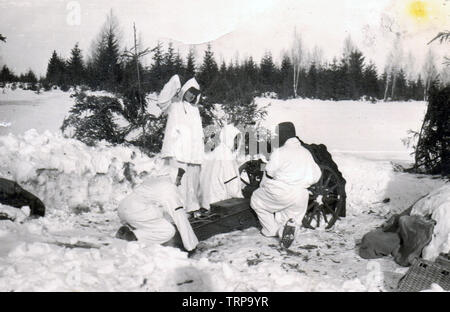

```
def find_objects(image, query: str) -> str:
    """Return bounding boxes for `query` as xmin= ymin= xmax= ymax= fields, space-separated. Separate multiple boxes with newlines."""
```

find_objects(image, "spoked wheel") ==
xmin=302 ymin=165 xmax=346 ymax=230
xmin=239 ymin=160 xmax=264 ymax=199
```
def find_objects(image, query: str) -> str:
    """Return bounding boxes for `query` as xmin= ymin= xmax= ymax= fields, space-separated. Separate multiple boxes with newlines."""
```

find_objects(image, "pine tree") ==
xmin=395 ymin=69 xmax=407 ymax=100
xmin=149 ymin=41 xmax=164 ymax=91
xmin=305 ymin=63 xmax=318 ymax=98
xmin=19 ymin=69 xmax=38 ymax=90
xmin=347 ymin=50 xmax=365 ymax=99
xmin=45 ymin=50 xmax=66 ymax=87
xmin=279 ymin=54 xmax=293 ymax=99
xmin=67 ymin=43 xmax=85 ymax=87
xmin=173 ymin=50 xmax=185 ymax=79
xmin=0 ymin=65 xmax=17 ymax=82
xmin=198 ymin=43 xmax=219 ymax=89
xmin=415 ymin=75 xmax=425 ymax=100
xmin=405 ymin=79 xmax=416 ymax=100
xmin=91 ymin=10 xmax=123 ymax=91
xmin=185 ymin=47 xmax=196 ymax=79
xmin=163 ymin=42 xmax=175 ymax=80
xmin=121 ymin=57 xmax=145 ymax=119
xmin=259 ymin=51 xmax=277 ymax=93
xmin=20 ymin=69 xmax=38 ymax=83
xmin=243 ymin=56 xmax=258 ymax=87
xmin=317 ymin=64 xmax=335 ymax=100
xmin=196 ymin=44 xmax=219 ymax=125
xmin=413 ymin=83 xmax=450 ymax=175
xmin=363 ymin=62 xmax=379 ymax=99
xmin=335 ymin=59 xmax=349 ymax=100
xmin=219 ymin=61 xmax=227 ymax=75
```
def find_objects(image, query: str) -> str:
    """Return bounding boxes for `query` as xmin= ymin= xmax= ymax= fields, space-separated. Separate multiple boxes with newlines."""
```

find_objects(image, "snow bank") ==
xmin=411 ymin=184 xmax=450 ymax=261
xmin=0 ymin=204 xmax=29 ymax=223
xmin=0 ymin=130 xmax=157 ymax=213
xmin=333 ymin=154 xmax=445 ymax=215
xmin=0 ymin=129 xmax=445 ymax=219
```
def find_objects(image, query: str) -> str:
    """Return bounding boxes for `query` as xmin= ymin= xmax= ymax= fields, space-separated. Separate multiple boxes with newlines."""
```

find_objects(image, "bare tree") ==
xmin=123 ymin=23 xmax=151 ymax=135
xmin=404 ymin=51 xmax=417 ymax=82
xmin=383 ymin=34 xmax=403 ymax=101
xmin=422 ymin=49 xmax=438 ymax=100
xmin=291 ymin=28 xmax=305 ymax=98
xmin=342 ymin=35 xmax=356 ymax=63
xmin=310 ymin=45 xmax=324 ymax=67
xmin=390 ymin=35 xmax=403 ymax=99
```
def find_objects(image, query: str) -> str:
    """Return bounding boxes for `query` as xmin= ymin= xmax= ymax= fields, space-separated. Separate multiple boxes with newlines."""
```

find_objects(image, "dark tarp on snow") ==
xmin=0 ymin=178 xmax=45 ymax=217
xmin=359 ymin=214 xmax=435 ymax=267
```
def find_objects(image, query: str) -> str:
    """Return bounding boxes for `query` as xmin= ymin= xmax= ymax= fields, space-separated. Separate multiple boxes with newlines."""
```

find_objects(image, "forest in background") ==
xmin=0 ymin=11 xmax=446 ymax=103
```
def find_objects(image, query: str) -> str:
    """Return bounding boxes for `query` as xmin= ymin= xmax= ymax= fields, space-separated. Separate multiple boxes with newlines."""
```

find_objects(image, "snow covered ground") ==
xmin=258 ymin=97 xmax=427 ymax=162
xmin=0 ymin=87 xmax=74 ymax=136
xmin=0 ymin=88 xmax=448 ymax=292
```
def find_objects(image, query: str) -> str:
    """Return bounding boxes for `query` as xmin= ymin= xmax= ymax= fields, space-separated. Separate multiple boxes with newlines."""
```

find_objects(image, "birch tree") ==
xmin=390 ymin=35 xmax=403 ymax=100
xmin=422 ymin=49 xmax=438 ymax=100
xmin=291 ymin=28 xmax=305 ymax=98
xmin=383 ymin=34 xmax=403 ymax=101
xmin=404 ymin=52 xmax=417 ymax=82
xmin=342 ymin=35 xmax=356 ymax=64
xmin=310 ymin=45 xmax=324 ymax=68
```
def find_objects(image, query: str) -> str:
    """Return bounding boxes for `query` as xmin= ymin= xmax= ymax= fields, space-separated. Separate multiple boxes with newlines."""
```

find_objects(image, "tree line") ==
xmin=0 ymin=13 xmax=441 ymax=103
xmin=0 ymin=41 xmax=431 ymax=102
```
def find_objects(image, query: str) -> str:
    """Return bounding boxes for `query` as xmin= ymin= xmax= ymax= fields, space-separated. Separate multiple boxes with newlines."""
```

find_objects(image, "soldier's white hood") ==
xmin=180 ymin=77 xmax=201 ymax=105
xmin=219 ymin=124 xmax=242 ymax=153
xmin=149 ymin=157 xmax=178 ymax=184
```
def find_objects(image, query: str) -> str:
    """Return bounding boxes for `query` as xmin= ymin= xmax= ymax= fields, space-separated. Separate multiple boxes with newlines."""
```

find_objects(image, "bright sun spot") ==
xmin=408 ymin=0 xmax=429 ymax=20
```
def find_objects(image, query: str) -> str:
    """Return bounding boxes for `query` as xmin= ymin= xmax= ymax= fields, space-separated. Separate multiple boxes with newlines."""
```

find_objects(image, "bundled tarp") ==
xmin=360 ymin=214 xmax=435 ymax=266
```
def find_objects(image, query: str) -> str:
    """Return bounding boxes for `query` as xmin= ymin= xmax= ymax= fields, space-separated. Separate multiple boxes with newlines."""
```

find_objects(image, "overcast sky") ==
xmin=0 ymin=0 xmax=449 ymax=76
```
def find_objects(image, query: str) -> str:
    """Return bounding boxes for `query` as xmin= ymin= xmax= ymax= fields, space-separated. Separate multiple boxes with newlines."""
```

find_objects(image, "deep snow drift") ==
xmin=0 ymin=88 xmax=448 ymax=292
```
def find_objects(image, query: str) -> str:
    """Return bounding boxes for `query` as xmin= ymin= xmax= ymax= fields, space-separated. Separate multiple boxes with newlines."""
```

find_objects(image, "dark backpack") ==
xmin=298 ymin=139 xmax=346 ymax=186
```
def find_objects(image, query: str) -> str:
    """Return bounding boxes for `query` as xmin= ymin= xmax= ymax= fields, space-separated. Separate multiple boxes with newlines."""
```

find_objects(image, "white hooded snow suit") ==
xmin=250 ymin=138 xmax=322 ymax=237
xmin=160 ymin=76 xmax=204 ymax=212
xmin=200 ymin=124 xmax=244 ymax=210
xmin=117 ymin=163 xmax=198 ymax=251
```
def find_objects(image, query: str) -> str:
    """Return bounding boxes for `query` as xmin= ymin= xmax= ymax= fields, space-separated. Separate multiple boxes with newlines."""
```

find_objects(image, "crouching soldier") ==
xmin=115 ymin=160 xmax=198 ymax=252
xmin=199 ymin=124 xmax=244 ymax=212
xmin=250 ymin=122 xmax=322 ymax=248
